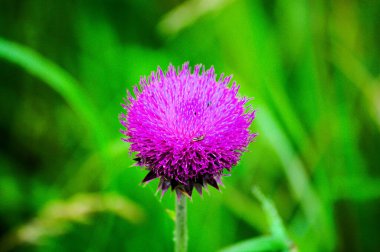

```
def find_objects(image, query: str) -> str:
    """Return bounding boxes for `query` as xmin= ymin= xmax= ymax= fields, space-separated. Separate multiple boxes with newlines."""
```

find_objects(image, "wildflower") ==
xmin=120 ymin=63 xmax=256 ymax=198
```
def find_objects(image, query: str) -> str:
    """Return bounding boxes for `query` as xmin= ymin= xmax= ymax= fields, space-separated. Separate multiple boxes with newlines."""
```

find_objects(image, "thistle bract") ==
xmin=120 ymin=63 xmax=256 ymax=198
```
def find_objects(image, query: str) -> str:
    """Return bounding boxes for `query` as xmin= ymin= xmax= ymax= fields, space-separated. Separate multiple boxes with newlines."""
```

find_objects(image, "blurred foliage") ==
xmin=1 ymin=0 xmax=380 ymax=251
xmin=220 ymin=188 xmax=291 ymax=252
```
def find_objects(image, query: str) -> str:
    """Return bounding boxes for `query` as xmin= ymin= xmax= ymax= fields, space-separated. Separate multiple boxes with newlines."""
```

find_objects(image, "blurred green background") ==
xmin=1 ymin=0 xmax=380 ymax=251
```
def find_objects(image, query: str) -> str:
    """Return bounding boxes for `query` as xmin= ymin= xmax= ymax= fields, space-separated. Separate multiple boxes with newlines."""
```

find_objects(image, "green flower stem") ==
xmin=175 ymin=196 xmax=188 ymax=252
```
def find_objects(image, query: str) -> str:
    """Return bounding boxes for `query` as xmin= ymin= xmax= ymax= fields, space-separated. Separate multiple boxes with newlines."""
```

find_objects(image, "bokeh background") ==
xmin=1 ymin=0 xmax=380 ymax=251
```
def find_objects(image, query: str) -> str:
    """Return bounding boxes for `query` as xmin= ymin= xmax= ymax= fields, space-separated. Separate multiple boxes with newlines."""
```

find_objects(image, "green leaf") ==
xmin=0 ymin=37 xmax=109 ymax=152
xmin=220 ymin=189 xmax=292 ymax=252
xmin=219 ymin=236 xmax=287 ymax=252
xmin=252 ymin=188 xmax=288 ymax=243
xmin=165 ymin=208 xmax=176 ymax=221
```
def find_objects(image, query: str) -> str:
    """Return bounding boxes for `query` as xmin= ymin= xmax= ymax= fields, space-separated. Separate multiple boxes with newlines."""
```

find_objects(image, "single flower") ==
xmin=120 ymin=63 xmax=256 ymax=198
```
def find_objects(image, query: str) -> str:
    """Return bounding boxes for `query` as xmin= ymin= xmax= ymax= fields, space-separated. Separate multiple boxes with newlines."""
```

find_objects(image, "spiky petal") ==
xmin=120 ymin=63 xmax=256 ymax=198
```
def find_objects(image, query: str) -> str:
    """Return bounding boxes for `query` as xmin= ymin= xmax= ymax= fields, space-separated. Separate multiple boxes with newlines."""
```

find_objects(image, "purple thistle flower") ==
xmin=120 ymin=63 xmax=256 ymax=198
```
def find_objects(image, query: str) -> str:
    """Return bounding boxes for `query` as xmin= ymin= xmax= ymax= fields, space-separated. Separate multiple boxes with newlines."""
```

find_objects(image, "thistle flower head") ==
xmin=120 ymin=63 xmax=256 ymax=198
